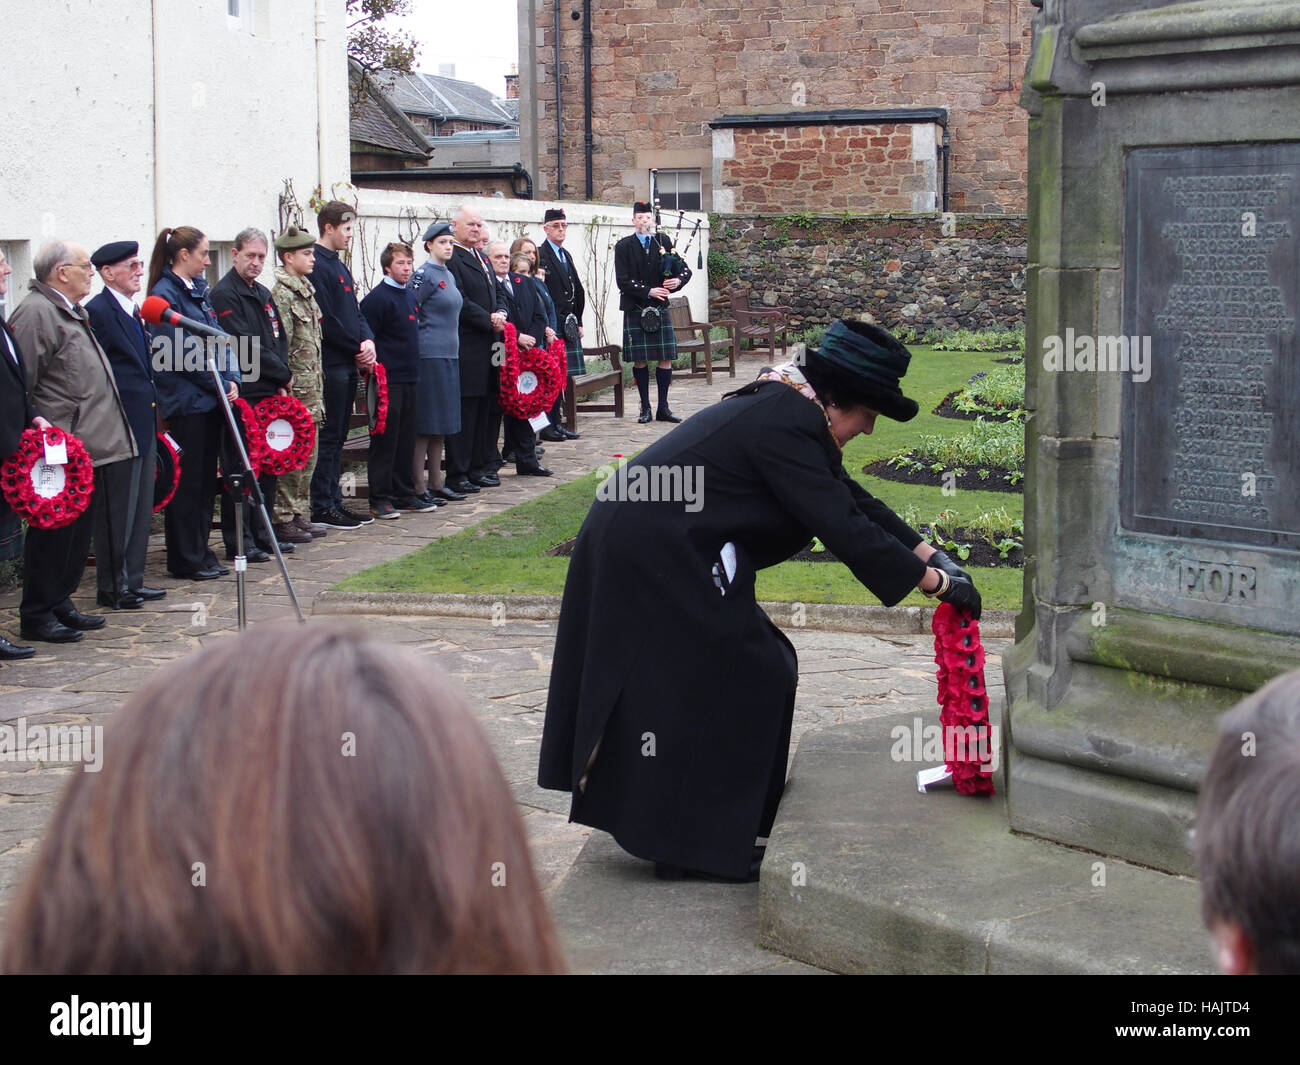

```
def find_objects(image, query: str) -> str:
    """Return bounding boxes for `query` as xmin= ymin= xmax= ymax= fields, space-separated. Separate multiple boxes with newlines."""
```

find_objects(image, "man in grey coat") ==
xmin=7 ymin=240 xmax=137 ymax=643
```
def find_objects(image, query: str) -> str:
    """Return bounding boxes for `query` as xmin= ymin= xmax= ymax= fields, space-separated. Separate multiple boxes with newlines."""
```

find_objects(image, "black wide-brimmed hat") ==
xmin=808 ymin=319 xmax=919 ymax=422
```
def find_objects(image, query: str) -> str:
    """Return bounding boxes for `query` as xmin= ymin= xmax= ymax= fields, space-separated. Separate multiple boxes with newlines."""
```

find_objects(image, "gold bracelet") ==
xmin=921 ymin=569 xmax=950 ymax=598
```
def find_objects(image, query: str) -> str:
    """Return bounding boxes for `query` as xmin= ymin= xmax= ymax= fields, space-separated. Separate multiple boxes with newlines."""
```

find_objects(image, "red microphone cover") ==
xmin=139 ymin=295 xmax=173 ymax=326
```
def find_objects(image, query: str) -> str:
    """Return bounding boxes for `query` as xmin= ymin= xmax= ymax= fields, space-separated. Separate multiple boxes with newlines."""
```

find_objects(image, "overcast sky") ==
xmin=390 ymin=0 xmax=519 ymax=96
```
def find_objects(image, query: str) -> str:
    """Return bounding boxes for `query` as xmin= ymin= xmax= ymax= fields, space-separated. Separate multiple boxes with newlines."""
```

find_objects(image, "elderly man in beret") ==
xmin=85 ymin=240 xmax=166 ymax=609
xmin=7 ymin=240 xmax=137 ymax=642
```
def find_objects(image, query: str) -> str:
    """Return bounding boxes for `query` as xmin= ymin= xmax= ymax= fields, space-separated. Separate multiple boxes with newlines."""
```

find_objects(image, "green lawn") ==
xmin=338 ymin=345 xmax=1028 ymax=609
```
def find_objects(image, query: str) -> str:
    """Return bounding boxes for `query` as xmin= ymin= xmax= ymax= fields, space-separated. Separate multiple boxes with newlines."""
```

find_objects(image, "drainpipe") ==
xmin=941 ymin=124 xmax=950 ymax=213
xmin=315 ymin=0 xmax=330 ymax=191
xmin=583 ymin=0 xmax=593 ymax=200
xmin=151 ymin=0 xmax=162 ymax=230
xmin=554 ymin=1 xmax=564 ymax=195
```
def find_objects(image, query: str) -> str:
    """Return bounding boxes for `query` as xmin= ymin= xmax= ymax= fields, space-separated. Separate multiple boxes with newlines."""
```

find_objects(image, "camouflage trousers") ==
xmin=273 ymin=419 xmax=321 ymax=523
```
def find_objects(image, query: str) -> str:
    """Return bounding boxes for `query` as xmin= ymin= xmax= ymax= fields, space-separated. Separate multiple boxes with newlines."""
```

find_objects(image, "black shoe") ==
xmin=435 ymin=485 xmax=468 ymax=501
xmin=516 ymin=463 xmax=553 ymax=477
xmin=538 ymin=426 xmax=566 ymax=442
xmin=342 ymin=504 xmax=374 ymax=525
xmin=225 ymin=547 xmax=271 ymax=563
xmin=557 ymin=425 xmax=581 ymax=440
xmin=656 ymin=408 xmax=682 ymax=423
xmin=130 ymin=586 xmax=167 ymax=601
xmin=470 ymin=473 xmax=500 ymax=488
xmin=275 ymin=542 xmax=295 ymax=554
xmin=501 ymin=450 xmax=515 ymax=464
xmin=417 ymin=491 xmax=446 ymax=508
xmin=653 ymin=845 xmax=764 ymax=883
xmin=0 ymin=636 xmax=35 ymax=660
xmin=52 ymin=608 xmax=106 ymax=631
xmin=447 ymin=479 xmax=479 ymax=495
xmin=637 ymin=406 xmax=653 ymax=424
xmin=20 ymin=619 xmax=83 ymax=644
xmin=96 ymin=591 xmax=144 ymax=610
xmin=171 ymin=567 xmax=226 ymax=581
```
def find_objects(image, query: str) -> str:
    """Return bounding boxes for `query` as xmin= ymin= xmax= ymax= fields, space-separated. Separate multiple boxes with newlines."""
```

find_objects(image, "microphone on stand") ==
xmin=140 ymin=295 xmax=234 ymax=341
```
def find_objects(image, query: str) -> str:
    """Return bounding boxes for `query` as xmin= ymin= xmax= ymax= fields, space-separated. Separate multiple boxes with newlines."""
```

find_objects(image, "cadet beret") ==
xmin=633 ymin=202 xmax=653 ymax=215
xmin=543 ymin=208 xmax=566 ymax=223
xmin=90 ymin=241 xmax=139 ymax=268
xmin=274 ymin=226 xmax=316 ymax=252
xmin=421 ymin=221 xmax=453 ymax=242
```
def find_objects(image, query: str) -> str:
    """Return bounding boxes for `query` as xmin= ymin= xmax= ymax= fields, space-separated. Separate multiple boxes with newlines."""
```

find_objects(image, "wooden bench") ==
xmin=564 ymin=344 xmax=624 ymax=431
xmin=667 ymin=295 xmax=736 ymax=385
xmin=730 ymin=289 xmax=791 ymax=359
xmin=340 ymin=394 xmax=373 ymax=501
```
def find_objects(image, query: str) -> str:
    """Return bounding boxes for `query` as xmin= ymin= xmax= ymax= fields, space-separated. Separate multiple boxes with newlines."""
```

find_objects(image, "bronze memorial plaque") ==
xmin=1121 ymin=144 xmax=1300 ymax=550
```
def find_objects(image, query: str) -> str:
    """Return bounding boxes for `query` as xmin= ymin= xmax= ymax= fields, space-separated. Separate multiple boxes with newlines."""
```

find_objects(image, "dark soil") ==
xmin=790 ymin=528 xmax=1022 ymax=568
xmin=931 ymin=389 xmax=1024 ymax=422
xmin=994 ymin=354 xmax=1024 ymax=365
xmin=862 ymin=457 xmax=1023 ymax=494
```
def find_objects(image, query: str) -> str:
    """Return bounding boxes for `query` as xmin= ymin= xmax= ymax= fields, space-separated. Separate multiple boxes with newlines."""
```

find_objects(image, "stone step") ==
xmin=758 ymin=709 xmax=1215 ymax=975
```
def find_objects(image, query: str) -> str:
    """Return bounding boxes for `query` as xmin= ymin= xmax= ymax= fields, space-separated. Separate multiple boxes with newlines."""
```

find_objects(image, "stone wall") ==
xmin=709 ymin=213 xmax=1026 ymax=332
xmin=718 ymin=122 xmax=937 ymax=213
xmin=522 ymin=0 xmax=1034 ymax=212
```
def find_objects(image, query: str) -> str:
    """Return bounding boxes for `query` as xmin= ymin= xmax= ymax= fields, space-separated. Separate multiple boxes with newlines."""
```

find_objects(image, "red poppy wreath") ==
xmin=365 ymin=361 xmax=389 ymax=436
xmin=153 ymin=431 xmax=182 ymax=513
xmin=231 ymin=397 xmax=270 ymax=479
xmin=0 ymin=426 xmax=95 ymax=530
xmin=931 ymin=601 xmax=996 ymax=796
xmin=252 ymin=395 xmax=316 ymax=475
xmin=497 ymin=323 xmax=566 ymax=419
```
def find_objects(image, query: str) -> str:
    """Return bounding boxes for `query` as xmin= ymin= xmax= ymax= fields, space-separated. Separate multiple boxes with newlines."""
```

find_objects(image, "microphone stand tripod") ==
xmin=206 ymin=350 xmax=305 ymax=628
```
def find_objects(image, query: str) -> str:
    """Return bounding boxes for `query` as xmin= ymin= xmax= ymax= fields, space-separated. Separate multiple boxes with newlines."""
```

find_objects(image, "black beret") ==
xmin=90 ymin=241 xmax=138 ymax=268
xmin=543 ymin=208 xmax=566 ymax=223
xmin=633 ymin=202 xmax=653 ymax=215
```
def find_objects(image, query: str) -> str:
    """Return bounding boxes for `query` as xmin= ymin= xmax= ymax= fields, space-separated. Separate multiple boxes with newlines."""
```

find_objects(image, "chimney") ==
xmin=505 ymin=64 xmax=519 ymax=100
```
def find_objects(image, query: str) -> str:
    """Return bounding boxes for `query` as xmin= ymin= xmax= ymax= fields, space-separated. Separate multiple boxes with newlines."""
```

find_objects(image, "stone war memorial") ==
xmin=760 ymin=0 xmax=1300 ymax=973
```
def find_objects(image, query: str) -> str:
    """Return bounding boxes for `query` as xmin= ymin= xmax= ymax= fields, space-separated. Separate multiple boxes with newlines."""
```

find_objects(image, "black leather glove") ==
xmin=938 ymin=571 xmax=983 ymax=620
xmin=929 ymin=548 xmax=972 ymax=584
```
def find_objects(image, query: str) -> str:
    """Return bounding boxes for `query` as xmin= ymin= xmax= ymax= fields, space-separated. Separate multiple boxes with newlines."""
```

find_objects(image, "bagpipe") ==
xmin=641 ymin=186 xmax=702 ymax=334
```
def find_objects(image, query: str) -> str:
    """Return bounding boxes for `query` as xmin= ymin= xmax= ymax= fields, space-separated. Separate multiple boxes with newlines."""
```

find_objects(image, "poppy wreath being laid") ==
xmin=252 ymin=395 xmax=317 ymax=475
xmin=366 ymin=361 xmax=389 ymax=436
xmin=0 ymin=426 xmax=95 ymax=530
xmin=931 ymin=601 xmax=997 ymax=797
xmin=153 ymin=431 xmax=182 ymax=513
xmin=497 ymin=323 xmax=566 ymax=419
xmin=231 ymin=397 xmax=270 ymax=480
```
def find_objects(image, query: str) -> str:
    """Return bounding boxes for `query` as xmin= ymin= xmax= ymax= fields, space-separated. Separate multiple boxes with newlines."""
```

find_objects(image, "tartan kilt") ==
xmin=563 ymin=336 xmax=587 ymax=376
xmin=622 ymin=312 xmax=678 ymax=364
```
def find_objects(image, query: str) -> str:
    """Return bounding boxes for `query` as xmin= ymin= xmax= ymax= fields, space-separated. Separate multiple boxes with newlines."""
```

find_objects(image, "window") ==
xmin=205 ymin=243 xmax=234 ymax=290
xmin=0 ymin=241 xmax=28 ymax=320
xmin=652 ymin=170 xmax=702 ymax=211
xmin=227 ymin=0 xmax=245 ymax=31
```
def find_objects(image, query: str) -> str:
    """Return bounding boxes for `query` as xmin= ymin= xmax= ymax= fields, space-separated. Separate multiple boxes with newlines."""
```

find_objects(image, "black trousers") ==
xmin=122 ymin=437 xmax=156 ymax=592
xmin=445 ymin=394 xmax=493 ymax=481
xmin=503 ymin=415 xmax=539 ymax=471
xmin=218 ymin=411 xmax=277 ymax=554
xmin=367 ymin=380 xmax=417 ymax=505
xmin=91 ymin=457 xmax=139 ymax=598
xmin=164 ymin=410 xmax=223 ymax=575
xmin=21 ymin=495 xmax=96 ymax=625
xmin=310 ymin=360 xmax=358 ymax=516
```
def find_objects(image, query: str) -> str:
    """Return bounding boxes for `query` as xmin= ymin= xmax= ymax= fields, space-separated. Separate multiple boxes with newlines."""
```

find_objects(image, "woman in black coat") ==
xmin=538 ymin=320 xmax=981 ymax=882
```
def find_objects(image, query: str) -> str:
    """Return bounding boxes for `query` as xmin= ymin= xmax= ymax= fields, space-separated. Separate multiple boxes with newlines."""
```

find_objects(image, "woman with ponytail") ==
xmin=147 ymin=226 xmax=240 ymax=580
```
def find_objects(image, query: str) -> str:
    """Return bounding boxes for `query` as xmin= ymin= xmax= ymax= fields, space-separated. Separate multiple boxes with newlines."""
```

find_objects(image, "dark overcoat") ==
xmin=614 ymin=231 xmax=692 ymax=313
xmin=446 ymin=244 xmax=502 ymax=397
xmin=538 ymin=239 xmax=584 ymax=323
xmin=537 ymin=380 xmax=927 ymax=878
xmin=0 ymin=316 xmax=36 ymax=459
xmin=85 ymin=289 xmax=159 ymax=450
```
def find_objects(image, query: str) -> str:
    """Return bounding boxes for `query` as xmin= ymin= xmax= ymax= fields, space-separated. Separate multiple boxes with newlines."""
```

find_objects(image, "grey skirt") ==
xmin=414 ymin=357 xmax=462 ymax=436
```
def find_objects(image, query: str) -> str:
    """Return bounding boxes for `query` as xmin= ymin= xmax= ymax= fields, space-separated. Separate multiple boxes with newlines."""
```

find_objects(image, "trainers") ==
xmin=294 ymin=514 xmax=328 ymax=538
xmin=312 ymin=507 xmax=361 ymax=530
xmin=342 ymin=503 xmax=374 ymax=525
xmin=371 ymin=500 xmax=401 ymax=520
xmin=396 ymin=496 xmax=438 ymax=513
